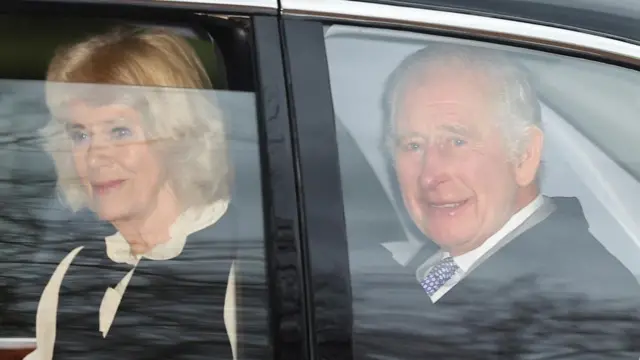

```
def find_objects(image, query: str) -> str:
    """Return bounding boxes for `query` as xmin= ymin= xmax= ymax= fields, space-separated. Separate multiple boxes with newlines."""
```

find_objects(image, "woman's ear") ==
xmin=515 ymin=126 xmax=543 ymax=187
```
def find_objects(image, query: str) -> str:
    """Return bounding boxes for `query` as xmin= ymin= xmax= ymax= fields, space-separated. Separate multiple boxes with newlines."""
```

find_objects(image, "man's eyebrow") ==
xmin=394 ymin=131 xmax=425 ymax=139
xmin=394 ymin=125 xmax=477 ymax=140
xmin=439 ymin=124 xmax=475 ymax=136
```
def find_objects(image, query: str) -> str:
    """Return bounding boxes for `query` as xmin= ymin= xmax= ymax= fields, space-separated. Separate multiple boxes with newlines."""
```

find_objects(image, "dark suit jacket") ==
xmin=352 ymin=196 xmax=640 ymax=359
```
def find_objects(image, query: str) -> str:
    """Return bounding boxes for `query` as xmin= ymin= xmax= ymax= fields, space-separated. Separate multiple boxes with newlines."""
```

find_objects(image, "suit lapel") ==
xmin=414 ymin=197 xmax=558 ymax=295
xmin=463 ymin=196 xmax=557 ymax=276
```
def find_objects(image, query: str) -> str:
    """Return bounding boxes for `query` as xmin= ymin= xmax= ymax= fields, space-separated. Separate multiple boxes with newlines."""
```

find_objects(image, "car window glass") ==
xmin=0 ymin=15 xmax=269 ymax=360
xmin=324 ymin=24 xmax=640 ymax=359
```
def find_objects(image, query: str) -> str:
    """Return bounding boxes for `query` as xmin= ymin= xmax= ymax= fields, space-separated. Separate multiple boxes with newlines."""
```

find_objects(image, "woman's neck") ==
xmin=113 ymin=185 xmax=183 ymax=256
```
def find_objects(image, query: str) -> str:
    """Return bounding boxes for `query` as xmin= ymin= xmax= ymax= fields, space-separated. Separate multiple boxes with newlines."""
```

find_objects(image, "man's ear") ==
xmin=515 ymin=126 xmax=543 ymax=187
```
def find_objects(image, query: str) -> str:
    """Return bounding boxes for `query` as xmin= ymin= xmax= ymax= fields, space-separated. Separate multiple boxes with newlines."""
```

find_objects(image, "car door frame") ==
xmin=279 ymin=1 xmax=640 ymax=360
xmin=0 ymin=1 xmax=315 ymax=360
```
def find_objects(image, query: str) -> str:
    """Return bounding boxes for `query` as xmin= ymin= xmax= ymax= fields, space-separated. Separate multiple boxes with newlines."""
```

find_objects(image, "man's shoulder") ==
xmin=527 ymin=196 xmax=610 ymax=254
xmin=509 ymin=196 xmax=640 ymax=296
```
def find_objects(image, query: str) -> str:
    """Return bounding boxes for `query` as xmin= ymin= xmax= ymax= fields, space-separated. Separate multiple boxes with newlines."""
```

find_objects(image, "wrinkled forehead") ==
xmin=406 ymin=61 xmax=496 ymax=105
xmin=396 ymin=67 xmax=498 ymax=131
xmin=46 ymin=82 xmax=152 ymax=120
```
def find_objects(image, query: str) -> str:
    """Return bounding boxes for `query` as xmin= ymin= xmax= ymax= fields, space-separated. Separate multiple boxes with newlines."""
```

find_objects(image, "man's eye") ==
xmin=112 ymin=126 xmax=132 ymax=140
xmin=400 ymin=141 xmax=422 ymax=152
xmin=451 ymin=137 xmax=467 ymax=147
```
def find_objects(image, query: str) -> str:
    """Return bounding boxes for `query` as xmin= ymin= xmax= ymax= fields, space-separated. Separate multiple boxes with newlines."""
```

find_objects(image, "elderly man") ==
xmin=353 ymin=43 xmax=640 ymax=359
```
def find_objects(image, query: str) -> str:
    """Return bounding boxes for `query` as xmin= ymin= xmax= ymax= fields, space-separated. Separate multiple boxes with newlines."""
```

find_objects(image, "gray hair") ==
xmin=382 ymin=43 xmax=542 ymax=162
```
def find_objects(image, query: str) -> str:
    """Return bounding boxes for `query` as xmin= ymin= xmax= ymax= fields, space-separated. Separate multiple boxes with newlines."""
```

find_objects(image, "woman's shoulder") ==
xmin=182 ymin=200 xmax=240 ymax=256
xmin=199 ymin=197 xmax=241 ymax=231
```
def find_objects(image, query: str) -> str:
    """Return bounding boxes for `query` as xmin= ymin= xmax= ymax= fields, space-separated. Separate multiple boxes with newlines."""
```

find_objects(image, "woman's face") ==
xmin=66 ymin=102 xmax=167 ymax=223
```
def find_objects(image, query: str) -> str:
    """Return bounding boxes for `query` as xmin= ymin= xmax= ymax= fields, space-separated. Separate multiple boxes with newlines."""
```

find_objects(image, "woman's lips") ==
xmin=92 ymin=180 xmax=125 ymax=195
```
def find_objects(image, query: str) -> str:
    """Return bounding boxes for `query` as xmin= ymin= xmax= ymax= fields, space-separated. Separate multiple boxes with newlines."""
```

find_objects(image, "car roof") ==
xmin=353 ymin=0 xmax=640 ymax=44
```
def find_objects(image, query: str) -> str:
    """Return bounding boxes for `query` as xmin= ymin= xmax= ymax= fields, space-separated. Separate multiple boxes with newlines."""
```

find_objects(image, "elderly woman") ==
xmin=25 ymin=27 xmax=238 ymax=360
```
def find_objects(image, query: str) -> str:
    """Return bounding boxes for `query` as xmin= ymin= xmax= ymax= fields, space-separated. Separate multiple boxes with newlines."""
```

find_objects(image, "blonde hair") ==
xmin=41 ymin=26 xmax=230 ymax=211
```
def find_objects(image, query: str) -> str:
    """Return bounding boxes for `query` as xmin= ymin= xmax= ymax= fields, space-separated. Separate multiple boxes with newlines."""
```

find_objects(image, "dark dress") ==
xmin=45 ymin=204 xmax=239 ymax=360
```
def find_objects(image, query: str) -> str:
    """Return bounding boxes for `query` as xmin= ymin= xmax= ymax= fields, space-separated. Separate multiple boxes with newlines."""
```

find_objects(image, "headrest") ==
xmin=0 ymin=15 xmax=227 ymax=89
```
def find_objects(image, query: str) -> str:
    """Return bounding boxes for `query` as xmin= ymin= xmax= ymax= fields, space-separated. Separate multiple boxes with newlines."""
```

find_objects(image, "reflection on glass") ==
xmin=0 ymin=25 xmax=268 ymax=360
xmin=326 ymin=25 xmax=640 ymax=359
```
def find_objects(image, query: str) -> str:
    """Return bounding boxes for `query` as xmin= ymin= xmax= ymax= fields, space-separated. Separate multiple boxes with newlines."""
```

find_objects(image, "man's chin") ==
xmin=428 ymin=231 xmax=476 ymax=253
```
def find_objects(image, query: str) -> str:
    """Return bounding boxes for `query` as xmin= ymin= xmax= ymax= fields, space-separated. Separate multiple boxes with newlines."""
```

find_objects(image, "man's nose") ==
xmin=418 ymin=145 xmax=448 ymax=190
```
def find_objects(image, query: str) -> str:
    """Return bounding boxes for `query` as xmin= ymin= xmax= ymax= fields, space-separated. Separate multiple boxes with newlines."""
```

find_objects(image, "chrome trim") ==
xmin=111 ymin=0 xmax=277 ymax=12
xmin=156 ymin=0 xmax=275 ymax=8
xmin=281 ymin=0 xmax=640 ymax=64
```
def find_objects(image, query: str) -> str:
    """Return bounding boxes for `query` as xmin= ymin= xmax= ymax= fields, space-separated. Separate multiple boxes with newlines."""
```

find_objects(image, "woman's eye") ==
xmin=69 ymin=131 xmax=89 ymax=145
xmin=111 ymin=126 xmax=133 ymax=140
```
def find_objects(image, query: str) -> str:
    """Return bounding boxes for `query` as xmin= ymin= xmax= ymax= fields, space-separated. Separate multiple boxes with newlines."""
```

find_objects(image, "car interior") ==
xmin=0 ymin=12 xmax=268 ymax=355
xmin=324 ymin=24 xmax=640 ymax=280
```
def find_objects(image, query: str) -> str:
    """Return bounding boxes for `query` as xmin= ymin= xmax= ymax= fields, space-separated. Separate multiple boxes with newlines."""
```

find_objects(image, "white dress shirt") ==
xmin=25 ymin=199 xmax=237 ymax=360
xmin=421 ymin=195 xmax=544 ymax=303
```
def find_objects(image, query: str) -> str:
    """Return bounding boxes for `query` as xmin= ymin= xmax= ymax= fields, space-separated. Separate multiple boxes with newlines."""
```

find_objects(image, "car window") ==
xmin=324 ymin=24 xmax=640 ymax=359
xmin=0 ymin=14 xmax=269 ymax=360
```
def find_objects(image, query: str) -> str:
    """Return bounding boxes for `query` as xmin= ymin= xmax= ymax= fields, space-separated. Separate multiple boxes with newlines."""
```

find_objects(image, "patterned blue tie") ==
xmin=420 ymin=256 xmax=459 ymax=296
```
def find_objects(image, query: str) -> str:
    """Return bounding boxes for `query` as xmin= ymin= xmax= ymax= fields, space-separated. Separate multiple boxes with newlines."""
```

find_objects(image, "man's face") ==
xmin=394 ymin=63 xmax=540 ymax=255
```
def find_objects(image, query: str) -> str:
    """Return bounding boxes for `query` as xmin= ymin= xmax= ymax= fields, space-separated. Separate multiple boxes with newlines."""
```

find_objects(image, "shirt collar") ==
xmin=447 ymin=194 xmax=544 ymax=272
xmin=105 ymin=199 xmax=229 ymax=265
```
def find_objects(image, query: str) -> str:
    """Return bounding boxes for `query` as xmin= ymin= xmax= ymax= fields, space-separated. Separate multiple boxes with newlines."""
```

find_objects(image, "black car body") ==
xmin=0 ymin=0 xmax=639 ymax=359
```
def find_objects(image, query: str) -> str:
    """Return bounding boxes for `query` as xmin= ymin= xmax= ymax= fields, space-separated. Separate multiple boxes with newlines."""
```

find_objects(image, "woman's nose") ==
xmin=87 ymin=136 xmax=115 ymax=167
